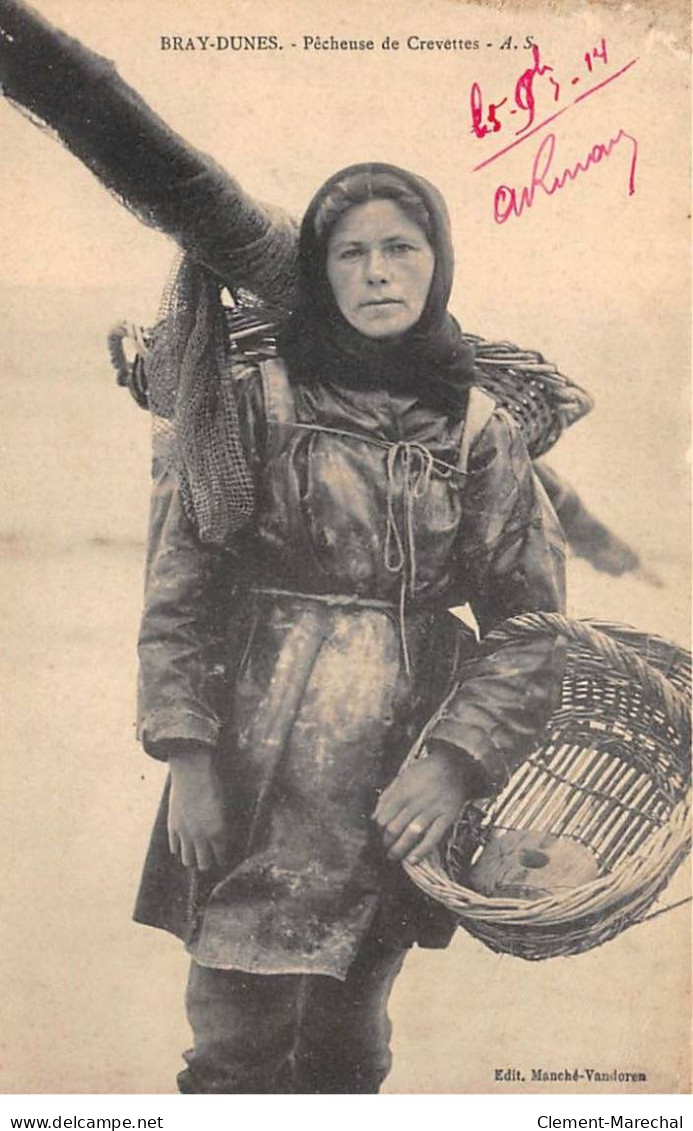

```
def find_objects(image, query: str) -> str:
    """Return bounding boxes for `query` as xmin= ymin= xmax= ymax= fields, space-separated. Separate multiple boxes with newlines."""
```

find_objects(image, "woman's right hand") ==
xmin=167 ymin=747 xmax=229 ymax=872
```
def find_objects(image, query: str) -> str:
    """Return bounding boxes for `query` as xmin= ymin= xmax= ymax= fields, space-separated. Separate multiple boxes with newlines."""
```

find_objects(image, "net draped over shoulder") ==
xmin=134 ymin=358 xmax=567 ymax=979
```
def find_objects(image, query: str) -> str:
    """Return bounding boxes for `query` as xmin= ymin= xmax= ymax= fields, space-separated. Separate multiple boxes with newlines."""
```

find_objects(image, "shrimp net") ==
xmin=146 ymin=217 xmax=300 ymax=540
xmin=146 ymin=255 xmax=256 ymax=545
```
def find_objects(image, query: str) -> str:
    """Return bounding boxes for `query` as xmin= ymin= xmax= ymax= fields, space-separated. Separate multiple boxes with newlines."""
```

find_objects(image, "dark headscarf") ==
xmin=280 ymin=162 xmax=476 ymax=412
xmin=154 ymin=163 xmax=477 ymax=545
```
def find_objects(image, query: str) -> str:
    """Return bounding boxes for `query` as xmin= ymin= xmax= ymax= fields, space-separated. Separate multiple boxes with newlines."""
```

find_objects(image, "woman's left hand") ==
xmin=373 ymin=744 xmax=484 ymax=865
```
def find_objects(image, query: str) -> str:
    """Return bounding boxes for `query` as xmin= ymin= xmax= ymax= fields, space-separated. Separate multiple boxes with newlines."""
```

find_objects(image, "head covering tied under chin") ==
xmin=280 ymin=162 xmax=477 ymax=412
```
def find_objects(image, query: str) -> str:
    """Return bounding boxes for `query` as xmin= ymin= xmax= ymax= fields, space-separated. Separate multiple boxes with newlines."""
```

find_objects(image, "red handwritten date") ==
xmin=470 ymin=40 xmax=610 ymax=141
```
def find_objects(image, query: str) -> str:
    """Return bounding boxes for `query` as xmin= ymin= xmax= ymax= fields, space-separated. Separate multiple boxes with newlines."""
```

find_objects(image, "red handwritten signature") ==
xmin=493 ymin=129 xmax=638 ymax=224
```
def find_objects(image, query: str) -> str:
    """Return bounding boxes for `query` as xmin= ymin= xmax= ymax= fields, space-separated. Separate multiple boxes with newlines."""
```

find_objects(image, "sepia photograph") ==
xmin=0 ymin=0 xmax=690 ymax=1100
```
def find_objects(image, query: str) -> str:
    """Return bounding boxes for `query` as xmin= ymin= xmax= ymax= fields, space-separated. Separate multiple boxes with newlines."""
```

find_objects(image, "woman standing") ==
xmin=0 ymin=0 xmax=566 ymax=1094
xmin=133 ymin=164 xmax=567 ymax=1093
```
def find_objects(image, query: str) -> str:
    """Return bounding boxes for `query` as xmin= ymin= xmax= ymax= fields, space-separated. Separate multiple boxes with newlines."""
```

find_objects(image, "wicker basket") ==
xmin=107 ymin=301 xmax=594 ymax=461
xmin=403 ymin=614 xmax=691 ymax=961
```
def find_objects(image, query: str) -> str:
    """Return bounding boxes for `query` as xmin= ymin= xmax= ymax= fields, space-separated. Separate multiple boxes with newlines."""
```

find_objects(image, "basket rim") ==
xmin=402 ymin=614 xmax=691 ymax=951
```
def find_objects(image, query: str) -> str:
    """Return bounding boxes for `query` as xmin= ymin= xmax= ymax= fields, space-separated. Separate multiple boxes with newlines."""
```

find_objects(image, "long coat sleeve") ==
xmin=137 ymin=433 xmax=228 ymax=758
xmin=425 ymin=410 xmax=567 ymax=792
xmin=137 ymin=371 xmax=265 ymax=758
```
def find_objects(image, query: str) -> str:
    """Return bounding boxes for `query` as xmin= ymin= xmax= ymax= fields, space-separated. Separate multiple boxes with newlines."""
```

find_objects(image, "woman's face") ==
xmin=325 ymin=199 xmax=435 ymax=339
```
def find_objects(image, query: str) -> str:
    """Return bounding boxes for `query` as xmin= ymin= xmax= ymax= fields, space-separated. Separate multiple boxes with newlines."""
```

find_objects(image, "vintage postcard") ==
xmin=0 ymin=0 xmax=690 ymax=1099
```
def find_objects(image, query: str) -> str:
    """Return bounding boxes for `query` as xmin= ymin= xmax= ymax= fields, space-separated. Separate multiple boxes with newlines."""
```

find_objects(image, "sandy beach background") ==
xmin=0 ymin=0 xmax=690 ymax=1095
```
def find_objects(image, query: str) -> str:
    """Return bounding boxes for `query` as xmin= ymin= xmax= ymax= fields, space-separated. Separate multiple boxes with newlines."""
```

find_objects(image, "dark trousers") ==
xmin=177 ymin=937 xmax=408 ymax=1094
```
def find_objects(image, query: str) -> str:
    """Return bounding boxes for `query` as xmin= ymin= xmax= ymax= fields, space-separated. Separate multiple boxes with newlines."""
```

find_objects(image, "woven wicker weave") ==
xmin=403 ymin=615 xmax=691 ymax=961
xmin=107 ymin=300 xmax=594 ymax=461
